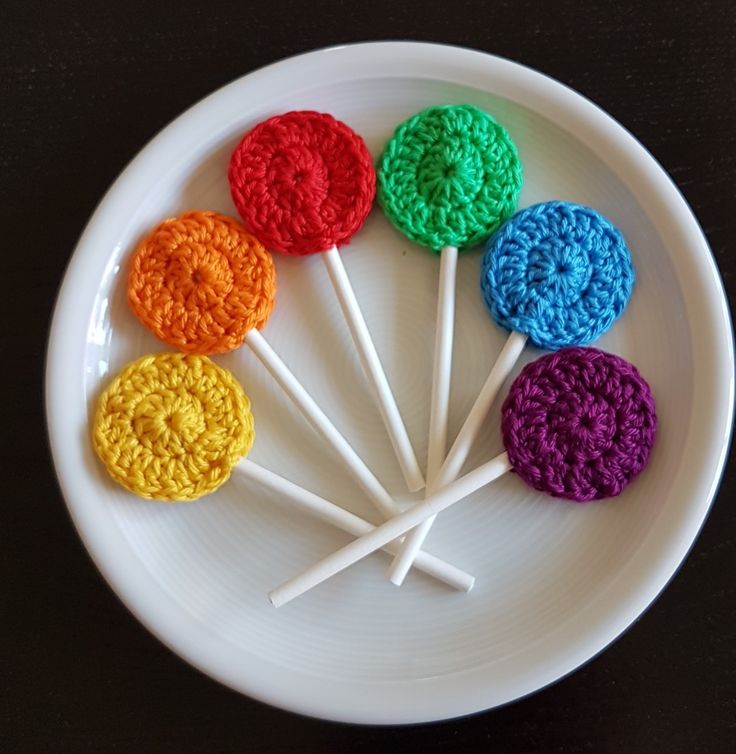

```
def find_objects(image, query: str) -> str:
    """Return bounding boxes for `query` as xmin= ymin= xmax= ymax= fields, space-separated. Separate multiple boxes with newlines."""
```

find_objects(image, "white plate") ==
xmin=46 ymin=42 xmax=734 ymax=724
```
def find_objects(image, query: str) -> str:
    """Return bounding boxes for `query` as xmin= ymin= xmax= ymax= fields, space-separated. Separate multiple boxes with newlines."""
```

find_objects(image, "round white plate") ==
xmin=46 ymin=42 xmax=733 ymax=724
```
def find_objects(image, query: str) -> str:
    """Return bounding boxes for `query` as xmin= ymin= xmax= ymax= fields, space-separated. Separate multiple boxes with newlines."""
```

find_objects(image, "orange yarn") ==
xmin=128 ymin=211 xmax=276 ymax=354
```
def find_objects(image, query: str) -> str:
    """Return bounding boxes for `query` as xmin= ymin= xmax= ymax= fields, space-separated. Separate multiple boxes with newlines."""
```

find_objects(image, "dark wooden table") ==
xmin=3 ymin=1 xmax=735 ymax=751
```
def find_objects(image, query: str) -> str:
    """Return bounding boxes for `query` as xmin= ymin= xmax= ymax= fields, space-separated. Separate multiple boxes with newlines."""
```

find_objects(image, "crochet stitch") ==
xmin=481 ymin=201 xmax=634 ymax=350
xmin=93 ymin=353 xmax=254 ymax=501
xmin=128 ymin=210 xmax=276 ymax=355
xmin=377 ymin=104 xmax=523 ymax=251
xmin=228 ymin=111 xmax=376 ymax=255
xmin=501 ymin=347 xmax=656 ymax=501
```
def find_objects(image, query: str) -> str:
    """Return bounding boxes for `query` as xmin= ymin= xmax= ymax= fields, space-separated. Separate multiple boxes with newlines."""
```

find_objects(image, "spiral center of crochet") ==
xmin=548 ymin=392 xmax=617 ymax=461
xmin=172 ymin=245 xmax=233 ymax=299
xmin=526 ymin=241 xmax=592 ymax=306
xmin=268 ymin=145 xmax=329 ymax=210
xmin=133 ymin=391 xmax=206 ymax=452
xmin=416 ymin=142 xmax=483 ymax=207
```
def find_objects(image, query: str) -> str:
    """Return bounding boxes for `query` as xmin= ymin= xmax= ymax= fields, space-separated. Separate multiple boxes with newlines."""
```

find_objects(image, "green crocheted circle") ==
xmin=377 ymin=105 xmax=523 ymax=252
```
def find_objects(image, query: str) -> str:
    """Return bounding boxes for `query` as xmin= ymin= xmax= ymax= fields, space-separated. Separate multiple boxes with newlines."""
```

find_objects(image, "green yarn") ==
xmin=377 ymin=105 xmax=523 ymax=252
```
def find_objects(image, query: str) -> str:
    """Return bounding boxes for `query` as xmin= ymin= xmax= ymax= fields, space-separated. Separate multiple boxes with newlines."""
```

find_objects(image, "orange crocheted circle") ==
xmin=128 ymin=211 xmax=276 ymax=354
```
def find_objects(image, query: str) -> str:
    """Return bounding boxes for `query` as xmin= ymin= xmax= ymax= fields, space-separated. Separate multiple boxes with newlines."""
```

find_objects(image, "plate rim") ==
xmin=45 ymin=41 xmax=735 ymax=724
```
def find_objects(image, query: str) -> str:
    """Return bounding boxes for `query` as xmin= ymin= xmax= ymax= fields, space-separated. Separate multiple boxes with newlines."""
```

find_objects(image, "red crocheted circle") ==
xmin=228 ymin=111 xmax=376 ymax=256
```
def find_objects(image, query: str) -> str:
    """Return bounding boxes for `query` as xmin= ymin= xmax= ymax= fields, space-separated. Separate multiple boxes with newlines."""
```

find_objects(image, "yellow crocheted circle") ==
xmin=93 ymin=353 xmax=254 ymax=501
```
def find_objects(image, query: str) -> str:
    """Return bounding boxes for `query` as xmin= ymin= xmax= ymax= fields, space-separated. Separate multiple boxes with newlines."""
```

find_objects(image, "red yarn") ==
xmin=228 ymin=111 xmax=376 ymax=256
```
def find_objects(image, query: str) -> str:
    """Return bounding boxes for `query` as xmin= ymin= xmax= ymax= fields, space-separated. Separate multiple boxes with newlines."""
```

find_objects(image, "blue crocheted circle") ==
xmin=480 ymin=202 xmax=634 ymax=350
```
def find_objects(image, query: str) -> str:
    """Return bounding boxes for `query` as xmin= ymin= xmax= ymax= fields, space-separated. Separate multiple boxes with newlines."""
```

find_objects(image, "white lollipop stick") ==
xmin=247 ymin=328 xmax=442 ymax=584
xmin=440 ymin=331 xmax=527 ymax=482
xmin=386 ymin=330 xmax=527 ymax=585
xmin=384 ymin=245 xmax=458 ymax=583
xmin=425 ymin=246 xmax=458 ymax=483
xmin=245 ymin=328 xmax=400 ymax=520
xmin=321 ymin=245 xmax=425 ymax=492
xmin=269 ymin=452 xmax=511 ymax=607
xmin=235 ymin=459 xmax=474 ymax=592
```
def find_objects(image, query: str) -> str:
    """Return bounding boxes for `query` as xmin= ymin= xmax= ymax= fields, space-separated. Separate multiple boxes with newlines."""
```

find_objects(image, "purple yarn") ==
xmin=501 ymin=347 xmax=657 ymax=501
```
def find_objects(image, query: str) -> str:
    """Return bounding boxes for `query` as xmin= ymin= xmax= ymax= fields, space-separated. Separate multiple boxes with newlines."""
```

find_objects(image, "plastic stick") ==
xmin=269 ymin=451 xmax=511 ymax=607
xmin=236 ymin=459 xmax=474 ymax=592
xmin=322 ymin=245 xmax=425 ymax=492
xmin=385 ymin=245 xmax=458 ymax=584
xmin=387 ymin=330 xmax=527 ymax=583
xmin=245 ymin=328 xmax=399 ymax=520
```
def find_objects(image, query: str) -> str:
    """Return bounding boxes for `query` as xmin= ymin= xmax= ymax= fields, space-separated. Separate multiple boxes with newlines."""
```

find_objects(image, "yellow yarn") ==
xmin=93 ymin=353 xmax=254 ymax=501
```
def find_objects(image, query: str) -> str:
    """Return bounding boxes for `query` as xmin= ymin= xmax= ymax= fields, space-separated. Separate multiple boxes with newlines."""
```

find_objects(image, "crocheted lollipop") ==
xmin=270 ymin=347 xmax=656 ymax=606
xmin=389 ymin=200 xmax=635 ymax=585
xmin=228 ymin=111 xmax=424 ymax=493
xmin=128 ymin=211 xmax=401 ymax=527
xmin=378 ymin=104 xmax=522 ymax=584
xmin=93 ymin=353 xmax=474 ymax=591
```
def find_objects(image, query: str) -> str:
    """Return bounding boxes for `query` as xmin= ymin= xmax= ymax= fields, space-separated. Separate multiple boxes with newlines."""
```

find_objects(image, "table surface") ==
xmin=3 ymin=1 xmax=735 ymax=751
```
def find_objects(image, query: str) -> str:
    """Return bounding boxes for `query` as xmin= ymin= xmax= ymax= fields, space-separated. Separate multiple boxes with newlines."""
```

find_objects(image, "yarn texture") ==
xmin=128 ymin=211 xmax=276 ymax=355
xmin=481 ymin=201 xmax=634 ymax=350
xmin=377 ymin=104 xmax=523 ymax=251
xmin=228 ymin=111 xmax=376 ymax=255
xmin=501 ymin=347 xmax=656 ymax=502
xmin=93 ymin=353 xmax=254 ymax=501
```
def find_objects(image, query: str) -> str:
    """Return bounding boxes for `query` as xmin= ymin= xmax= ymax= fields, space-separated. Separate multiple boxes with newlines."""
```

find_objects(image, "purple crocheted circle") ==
xmin=501 ymin=347 xmax=657 ymax=501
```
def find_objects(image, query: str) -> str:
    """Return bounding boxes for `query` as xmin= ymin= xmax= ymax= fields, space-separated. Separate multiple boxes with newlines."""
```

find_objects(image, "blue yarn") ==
xmin=480 ymin=201 xmax=634 ymax=350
